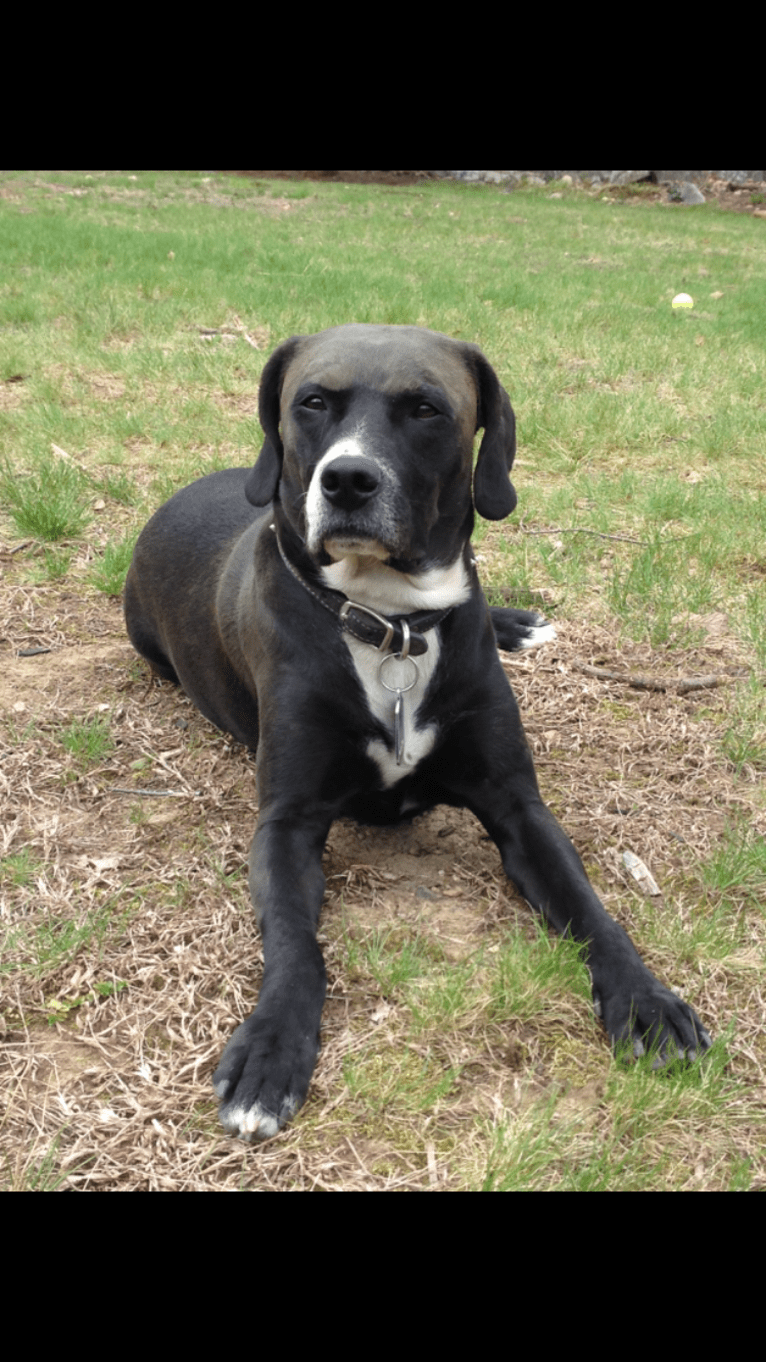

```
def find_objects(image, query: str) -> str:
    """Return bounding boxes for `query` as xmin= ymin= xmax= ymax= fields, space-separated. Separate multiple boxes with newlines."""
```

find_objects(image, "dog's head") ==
xmin=245 ymin=324 xmax=517 ymax=570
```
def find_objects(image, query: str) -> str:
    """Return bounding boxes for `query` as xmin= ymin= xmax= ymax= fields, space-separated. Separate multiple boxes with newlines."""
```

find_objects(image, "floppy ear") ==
xmin=470 ymin=351 xmax=518 ymax=521
xmin=244 ymin=336 xmax=304 ymax=507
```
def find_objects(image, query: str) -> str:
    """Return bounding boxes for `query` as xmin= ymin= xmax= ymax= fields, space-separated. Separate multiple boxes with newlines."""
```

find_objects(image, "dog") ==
xmin=124 ymin=323 xmax=711 ymax=1141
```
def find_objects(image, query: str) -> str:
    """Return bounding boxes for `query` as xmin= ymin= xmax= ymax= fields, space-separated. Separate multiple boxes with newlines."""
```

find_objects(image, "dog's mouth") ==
xmin=323 ymin=536 xmax=390 ymax=563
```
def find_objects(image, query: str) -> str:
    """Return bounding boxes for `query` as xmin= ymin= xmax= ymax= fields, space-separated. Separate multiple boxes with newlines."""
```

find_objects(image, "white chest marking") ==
xmin=344 ymin=633 xmax=441 ymax=787
xmin=320 ymin=555 xmax=471 ymax=788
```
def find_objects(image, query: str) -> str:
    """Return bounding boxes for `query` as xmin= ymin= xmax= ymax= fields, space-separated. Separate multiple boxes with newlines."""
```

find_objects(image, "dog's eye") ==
xmin=301 ymin=395 xmax=326 ymax=411
xmin=413 ymin=402 xmax=438 ymax=419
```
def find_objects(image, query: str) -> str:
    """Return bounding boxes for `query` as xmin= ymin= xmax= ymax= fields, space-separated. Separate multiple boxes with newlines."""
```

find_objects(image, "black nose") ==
xmin=320 ymin=456 xmax=381 ymax=512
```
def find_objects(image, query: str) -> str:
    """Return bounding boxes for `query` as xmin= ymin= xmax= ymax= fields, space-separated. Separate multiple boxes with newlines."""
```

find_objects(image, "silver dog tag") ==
xmin=394 ymin=690 xmax=405 ymax=765
xmin=379 ymin=649 xmax=418 ymax=768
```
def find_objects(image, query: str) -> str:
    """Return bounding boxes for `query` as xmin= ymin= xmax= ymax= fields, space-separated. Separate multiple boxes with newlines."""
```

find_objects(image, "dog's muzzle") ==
xmin=306 ymin=448 xmax=398 ymax=557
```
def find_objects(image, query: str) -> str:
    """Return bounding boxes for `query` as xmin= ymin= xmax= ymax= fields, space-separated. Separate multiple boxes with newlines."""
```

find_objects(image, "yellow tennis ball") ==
xmin=672 ymin=293 xmax=694 ymax=309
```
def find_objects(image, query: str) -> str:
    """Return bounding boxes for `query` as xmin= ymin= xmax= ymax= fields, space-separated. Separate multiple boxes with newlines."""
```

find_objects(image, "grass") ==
xmin=87 ymin=531 xmax=139 ymax=596
xmin=721 ymin=675 xmax=766 ymax=772
xmin=2 ymin=896 xmax=126 ymax=977
xmin=1 ymin=453 xmax=92 ymax=541
xmin=1 ymin=848 xmax=42 ymax=888
xmin=1 ymin=170 xmax=765 ymax=1190
xmin=701 ymin=824 xmax=766 ymax=901
xmin=60 ymin=714 xmax=114 ymax=765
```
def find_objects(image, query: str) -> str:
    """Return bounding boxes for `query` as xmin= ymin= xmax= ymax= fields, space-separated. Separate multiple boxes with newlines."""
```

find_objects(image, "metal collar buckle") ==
xmin=338 ymin=599 xmax=397 ymax=653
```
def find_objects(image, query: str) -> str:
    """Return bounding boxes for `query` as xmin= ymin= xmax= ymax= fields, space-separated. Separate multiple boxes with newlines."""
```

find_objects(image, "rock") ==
xmin=680 ymin=181 xmax=706 ymax=204
xmin=441 ymin=170 xmax=519 ymax=185
xmin=432 ymin=171 xmax=764 ymax=195
xmin=581 ymin=170 xmax=650 ymax=185
xmin=716 ymin=170 xmax=765 ymax=184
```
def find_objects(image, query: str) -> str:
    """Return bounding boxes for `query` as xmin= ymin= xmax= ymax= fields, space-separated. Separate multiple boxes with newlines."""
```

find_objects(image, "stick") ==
xmin=519 ymin=525 xmax=646 ymax=545
xmin=572 ymin=659 xmax=729 ymax=694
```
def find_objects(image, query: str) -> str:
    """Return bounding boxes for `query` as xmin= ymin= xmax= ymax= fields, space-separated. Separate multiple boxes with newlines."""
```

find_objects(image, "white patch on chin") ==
xmin=325 ymin=537 xmax=389 ymax=562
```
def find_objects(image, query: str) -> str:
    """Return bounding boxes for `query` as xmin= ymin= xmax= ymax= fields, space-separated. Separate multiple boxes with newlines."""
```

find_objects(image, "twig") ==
xmin=572 ymin=659 xmax=730 ymax=694
xmin=109 ymin=787 xmax=199 ymax=798
xmin=518 ymin=524 xmax=646 ymax=545
xmin=197 ymin=324 xmax=259 ymax=348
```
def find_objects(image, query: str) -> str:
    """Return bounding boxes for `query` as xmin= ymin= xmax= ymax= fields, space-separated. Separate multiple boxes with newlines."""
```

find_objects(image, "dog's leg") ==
xmin=441 ymin=716 xmax=711 ymax=1065
xmin=490 ymin=606 xmax=556 ymax=652
xmin=491 ymin=799 xmax=710 ymax=1061
xmin=212 ymin=809 xmax=330 ymax=1141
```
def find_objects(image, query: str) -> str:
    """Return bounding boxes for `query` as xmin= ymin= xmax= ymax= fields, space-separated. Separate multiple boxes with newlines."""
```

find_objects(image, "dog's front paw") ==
xmin=593 ymin=965 xmax=712 ymax=1067
xmin=212 ymin=1007 xmax=320 ymax=1141
xmin=490 ymin=606 xmax=556 ymax=653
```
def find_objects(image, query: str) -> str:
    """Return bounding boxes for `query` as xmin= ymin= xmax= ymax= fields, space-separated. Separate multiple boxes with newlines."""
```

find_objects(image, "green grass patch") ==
xmin=59 ymin=713 xmax=114 ymax=765
xmin=701 ymin=824 xmax=766 ymax=905
xmin=344 ymin=924 xmax=440 ymax=994
xmin=1 ymin=848 xmax=43 ymax=888
xmin=342 ymin=1045 xmax=460 ymax=1117
xmin=721 ymin=676 xmax=766 ymax=772
xmin=479 ymin=1026 xmax=736 ymax=1191
xmin=88 ymin=530 xmax=139 ymax=596
xmin=2 ymin=896 xmax=128 ymax=977
xmin=1 ymin=454 xmax=91 ymax=541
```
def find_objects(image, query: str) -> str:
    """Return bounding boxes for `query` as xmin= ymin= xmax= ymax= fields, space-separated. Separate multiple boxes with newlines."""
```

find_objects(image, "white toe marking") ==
xmin=221 ymin=1102 xmax=281 ymax=1141
xmin=519 ymin=621 xmax=556 ymax=649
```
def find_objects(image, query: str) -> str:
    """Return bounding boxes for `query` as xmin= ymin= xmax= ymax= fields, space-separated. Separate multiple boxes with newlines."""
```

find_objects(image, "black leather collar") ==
xmin=272 ymin=525 xmax=452 ymax=656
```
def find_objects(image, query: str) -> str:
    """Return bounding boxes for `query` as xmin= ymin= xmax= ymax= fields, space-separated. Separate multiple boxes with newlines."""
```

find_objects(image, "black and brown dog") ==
xmin=125 ymin=323 xmax=711 ymax=1140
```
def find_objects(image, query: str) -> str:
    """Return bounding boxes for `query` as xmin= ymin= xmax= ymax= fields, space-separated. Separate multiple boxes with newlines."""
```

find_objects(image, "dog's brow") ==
xmin=395 ymin=384 xmax=449 ymax=402
xmin=293 ymin=381 xmax=351 ymax=401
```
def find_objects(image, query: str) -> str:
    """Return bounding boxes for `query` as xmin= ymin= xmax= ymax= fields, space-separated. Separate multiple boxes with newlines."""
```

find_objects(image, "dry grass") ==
xmin=2 ymin=576 xmax=764 ymax=1190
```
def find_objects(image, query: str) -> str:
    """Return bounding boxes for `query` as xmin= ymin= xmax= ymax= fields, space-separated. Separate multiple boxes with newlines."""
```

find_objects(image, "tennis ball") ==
xmin=672 ymin=293 xmax=694 ymax=309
